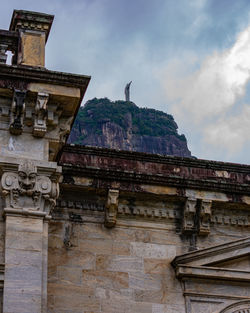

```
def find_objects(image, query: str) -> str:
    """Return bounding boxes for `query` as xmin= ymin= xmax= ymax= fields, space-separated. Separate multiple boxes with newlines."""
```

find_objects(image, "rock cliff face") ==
xmin=68 ymin=98 xmax=192 ymax=157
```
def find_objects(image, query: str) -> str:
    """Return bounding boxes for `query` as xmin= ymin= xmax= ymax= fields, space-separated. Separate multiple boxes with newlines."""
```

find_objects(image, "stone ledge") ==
xmin=176 ymin=265 xmax=250 ymax=282
xmin=0 ymin=64 xmax=90 ymax=98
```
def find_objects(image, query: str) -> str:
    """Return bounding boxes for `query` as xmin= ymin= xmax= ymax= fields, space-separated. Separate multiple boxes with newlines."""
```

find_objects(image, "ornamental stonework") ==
xmin=1 ymin=160 xmax=59 ymax=215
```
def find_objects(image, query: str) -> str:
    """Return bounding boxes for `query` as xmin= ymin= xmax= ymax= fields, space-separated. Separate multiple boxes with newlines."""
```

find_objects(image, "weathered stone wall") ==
xmin=47 ymin=190 xmax=249 ymax=313
xmin=45 ymin=145 xmax=250 ymax=313
xmin=47 ymin=215 xmax=184 ymax=313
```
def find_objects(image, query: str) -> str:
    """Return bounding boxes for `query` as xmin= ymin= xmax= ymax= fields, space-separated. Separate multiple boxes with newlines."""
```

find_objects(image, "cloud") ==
xmin=2 ymin=0 xmax=250 ymax=163
xmin=203 ymin=104 xmax=250 ymax=157
xmin=163 ymin=24 xmax=250 ymax=161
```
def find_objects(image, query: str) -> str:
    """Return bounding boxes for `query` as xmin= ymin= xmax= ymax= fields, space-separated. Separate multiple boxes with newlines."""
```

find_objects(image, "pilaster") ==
xmin=0 ymin=158 xmax=60 ymax=313
xmin=0 ymin=9 xmax=90 ymax=313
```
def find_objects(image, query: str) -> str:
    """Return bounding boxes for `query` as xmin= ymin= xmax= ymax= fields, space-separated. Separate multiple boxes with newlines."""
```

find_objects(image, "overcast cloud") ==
xmin=1 ymin=0 xmax=250 ymax=163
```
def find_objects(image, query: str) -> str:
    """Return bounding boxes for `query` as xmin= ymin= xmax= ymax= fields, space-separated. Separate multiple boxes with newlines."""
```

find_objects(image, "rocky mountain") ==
xmin=68 ymin=98 xmax=192 ymax=157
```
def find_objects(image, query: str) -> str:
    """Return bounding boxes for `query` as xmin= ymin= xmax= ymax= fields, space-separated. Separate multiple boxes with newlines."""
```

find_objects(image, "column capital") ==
xmin=0 ymin=159 xmax=60 ymax=218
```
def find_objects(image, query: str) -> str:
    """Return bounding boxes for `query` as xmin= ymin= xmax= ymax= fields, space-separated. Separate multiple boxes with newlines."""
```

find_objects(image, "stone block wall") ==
xmin=47 ymin=196 xmax=248 ymax=313
xmin=48 ymin=219 xmax=186 ymax=313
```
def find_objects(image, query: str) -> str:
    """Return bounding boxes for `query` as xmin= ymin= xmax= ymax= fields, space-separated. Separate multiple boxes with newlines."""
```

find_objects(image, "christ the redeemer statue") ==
xmin=125 ymin=81 xmax=132 ymax=101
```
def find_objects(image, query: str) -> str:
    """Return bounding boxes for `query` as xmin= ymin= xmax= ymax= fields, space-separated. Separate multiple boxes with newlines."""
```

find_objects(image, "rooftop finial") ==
xmin=125 ymin=81 xmax=132 ymax=102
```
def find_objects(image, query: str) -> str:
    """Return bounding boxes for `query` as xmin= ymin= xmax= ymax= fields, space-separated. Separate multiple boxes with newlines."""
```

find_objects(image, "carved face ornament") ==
xmin=18 ymin=161 xmax=37 ymax=190
xmin=18 ymin=170 xmax=36 ymax=190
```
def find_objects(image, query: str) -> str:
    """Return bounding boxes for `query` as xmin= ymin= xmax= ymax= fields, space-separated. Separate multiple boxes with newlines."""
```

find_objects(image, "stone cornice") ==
xmin=176 ymin=265 xmax=250 ymax=282
xmin=59 ymin=145 xmax=250 ymax=195
xmin=9 ymin=10 xmax=54 ymax=42
xmin=61 ymin=164 xmax=250 ymax=195
xmin=0 ymin=64 xmax=90 ymax=99
xmin=60 ymin=145 xmax=250 ymax=173
xmin=172 ymin=236 xmax=250 ymax=268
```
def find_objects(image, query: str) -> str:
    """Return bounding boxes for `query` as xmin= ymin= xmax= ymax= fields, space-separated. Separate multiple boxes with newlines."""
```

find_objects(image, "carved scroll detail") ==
xmin=182 ymin=198 xmax=197 ymax=233
xmin=199 ymin=199 xmax=212 ymax=235
xmin=1 ymin=160 xmax=59 ymax=216
xmin=105 ymin=189 xmax=119 ymax=228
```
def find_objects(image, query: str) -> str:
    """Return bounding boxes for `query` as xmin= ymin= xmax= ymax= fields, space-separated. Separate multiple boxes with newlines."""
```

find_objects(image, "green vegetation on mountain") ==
xmin=72 ymin=98 xmax=187 ymax=144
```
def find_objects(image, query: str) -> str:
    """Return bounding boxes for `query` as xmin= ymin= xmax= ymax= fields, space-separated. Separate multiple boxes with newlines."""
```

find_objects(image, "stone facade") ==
xmin=0 ymin=9 xmax=250 ymax=313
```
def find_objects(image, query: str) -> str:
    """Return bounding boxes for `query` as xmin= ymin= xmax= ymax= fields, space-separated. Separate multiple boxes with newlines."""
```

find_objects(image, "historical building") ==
xmin=0 ymin=9 xmax=249 ymax=313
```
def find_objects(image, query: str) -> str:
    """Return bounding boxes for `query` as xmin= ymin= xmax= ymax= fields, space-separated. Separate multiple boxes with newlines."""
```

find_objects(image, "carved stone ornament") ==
xmin=105 ymin=189 xmax=119 ymax=228
xmin=219 ymin=300 xmax=250 ymax=313
xmin=1 ymin=160 xmax=59 ymax=216
xmin=33 ymin=92 xmax=49 ymax=137
xmin=0 ymin=44 xmax=8 ymax=64
xmin=9 ymin=89 xmax=26 ymax=135
xmin=199 ymin=199 xmax=212 ymax=235
xmin=58 ymin=116 xmax=74 ymax=142
xmin=182 ymin=198 xmax=197 ymax=233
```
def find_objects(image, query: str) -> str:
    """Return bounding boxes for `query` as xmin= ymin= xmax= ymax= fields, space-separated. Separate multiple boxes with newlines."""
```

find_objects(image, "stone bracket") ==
xmin=104 ymin=189 xmax=119 ymax=228
xmin=33 ymin=92 xmax=49 ymax=137
xmin=9 ymin=89 xmax=26 ymax=135
xmin=182 ymin=197 xmax=197 ymax=233
xmin=0 ymin=43 xmax=8 ymax=64
xmin=199 ymin=199 xmax=212 ymax=235
xmin=182 ymin=198 xmax=212 ymax=235
xmin=5 ymin=90 xmax=62 ymax=139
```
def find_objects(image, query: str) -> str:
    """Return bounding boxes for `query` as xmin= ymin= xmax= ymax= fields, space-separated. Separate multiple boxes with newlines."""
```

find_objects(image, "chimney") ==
xmin=9 ymin=10 xmax=54 ymax=67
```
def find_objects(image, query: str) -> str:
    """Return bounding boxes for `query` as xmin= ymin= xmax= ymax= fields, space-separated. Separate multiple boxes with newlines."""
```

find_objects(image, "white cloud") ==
xmin=204 ymin=104 xmax=250 ymax=156
xmin=162 ymin=24 xmax=250 ymax=161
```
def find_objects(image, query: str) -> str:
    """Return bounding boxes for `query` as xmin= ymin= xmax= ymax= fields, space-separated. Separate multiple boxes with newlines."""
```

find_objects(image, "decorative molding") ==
xmin=173 ymin=237 xmax=250 ymax=313
xmin=118 ymin=205 xmax=180 ymax=220
xmin=182 ymin=198 xmax=197 ymax=233
xmin=60 ymin=144 xmax=250 ymax=173
xmin=105 ymin=189 xmax=119 ymax=228
xmin=56 ymin=196 xmax=249 ymax=229
xmin=219 ymin=300 xmax=250 ymax=313
xmin=172 ymin=236 xmax=250 ymax=268
xmin=211 ymin=209 xmax=250 ymax=227
xmin=184 ymin=292 xmax=250 ymax=301
xmin=0 ymin=63 xmax=90 ymax=94
xmin=60 ymin=145 xmax=250 ymax=195
xmin=57 ymin=199 xmax=105 ymax=212
xmin=9 ymin=10 xmax=54 ymax=41
xmin=176 ymin=265 xmax=250 ymax=282
xmin=9 ymin=89 xmax=26 ymax=135
xmin=1 ymin=160 xmax=59 ymax=216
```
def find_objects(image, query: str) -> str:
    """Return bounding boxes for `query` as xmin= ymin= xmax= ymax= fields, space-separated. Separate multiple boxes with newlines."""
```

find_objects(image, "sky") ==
xmin=2 ymin=0 xmax=250 ymax=164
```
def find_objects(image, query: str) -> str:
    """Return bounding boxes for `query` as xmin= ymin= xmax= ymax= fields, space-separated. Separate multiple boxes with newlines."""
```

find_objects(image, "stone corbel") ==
xmin=58 ymin=116 xmax=74 ymax=142
xmin=47 ymin=104 xmax=59 ymax=126
xmin=182 ymin=197 xmax=197 ymax=233
xmin=0 ymin=159 xmax=59 ymax=217
xmin=105 ymin=189 xmax=119 ymax=228
xmin=33 ymin=92 xmax=49 ymax=137
xmin=199 ymin=199 xmax=212 ymax=235
xmin=0 ymin=44 xmax=8 ymax=64
xmin=9 ymin=89 xmax=26 ymax=135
